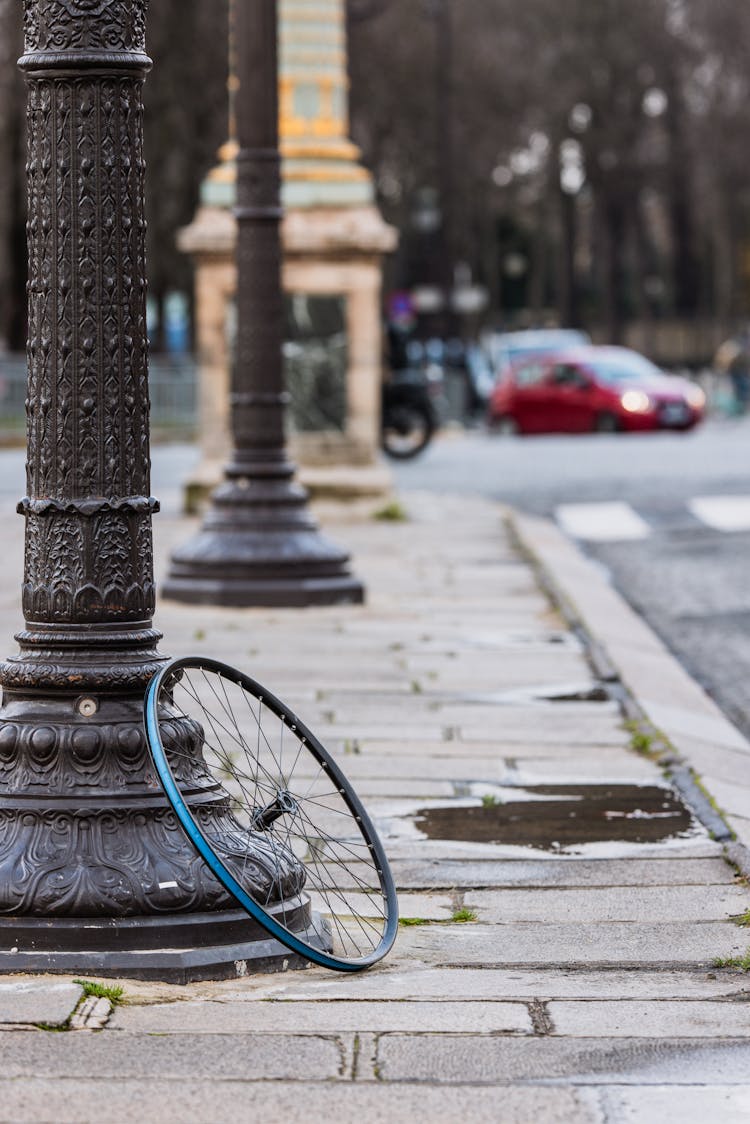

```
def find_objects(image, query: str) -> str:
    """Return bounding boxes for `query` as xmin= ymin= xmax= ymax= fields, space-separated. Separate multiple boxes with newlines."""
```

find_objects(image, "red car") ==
xmin=488 ymin=346 xmax=706 ymax=434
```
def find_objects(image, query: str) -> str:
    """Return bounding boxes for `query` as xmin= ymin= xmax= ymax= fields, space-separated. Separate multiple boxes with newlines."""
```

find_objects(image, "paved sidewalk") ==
xmin=1 ymin=491 xmax=750 ymax=1122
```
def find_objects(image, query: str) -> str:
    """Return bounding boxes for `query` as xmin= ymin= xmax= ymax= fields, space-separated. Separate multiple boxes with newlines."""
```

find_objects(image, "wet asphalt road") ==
xmin=392 ymin=415 xmax=750 ymax=740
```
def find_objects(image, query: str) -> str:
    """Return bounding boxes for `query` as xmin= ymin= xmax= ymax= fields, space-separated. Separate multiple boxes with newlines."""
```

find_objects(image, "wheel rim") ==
xmin=145 ymin=657 xmax=399 ymax=972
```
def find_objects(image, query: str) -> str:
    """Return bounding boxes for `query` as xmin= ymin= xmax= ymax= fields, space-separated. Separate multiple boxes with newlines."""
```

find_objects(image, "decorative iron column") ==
xmin=0 ymin=0 xmax=312 ymax=981
xmin=163 ymin=0 xmax=364 ymax=608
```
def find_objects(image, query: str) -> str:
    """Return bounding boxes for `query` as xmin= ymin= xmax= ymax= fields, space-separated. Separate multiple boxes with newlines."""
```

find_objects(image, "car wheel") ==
xmin=594 ymin=411 xmax=620 ymax=433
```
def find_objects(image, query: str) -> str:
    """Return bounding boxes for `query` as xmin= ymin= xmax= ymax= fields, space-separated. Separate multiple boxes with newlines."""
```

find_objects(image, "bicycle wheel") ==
xmin=144 ymin=656 xmax=399 ymax=972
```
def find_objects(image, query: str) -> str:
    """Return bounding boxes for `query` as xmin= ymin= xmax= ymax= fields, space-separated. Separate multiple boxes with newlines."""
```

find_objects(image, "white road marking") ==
xmin=688 ymin=496 xmax=750 ymax=532
xmin=556 ymin=502 xmax=651 ymax=542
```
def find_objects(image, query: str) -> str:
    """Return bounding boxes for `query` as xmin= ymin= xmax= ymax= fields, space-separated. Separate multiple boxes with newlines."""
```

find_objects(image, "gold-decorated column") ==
xmin=279 ymin=0 xmax=373 ymax=207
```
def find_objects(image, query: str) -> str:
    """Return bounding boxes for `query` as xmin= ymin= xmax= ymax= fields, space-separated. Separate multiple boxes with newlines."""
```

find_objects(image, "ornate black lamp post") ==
xmin=162 ymin=0 xmax=364 ymax=608
xmin=0 ymin=0 xmax=312 ymax=981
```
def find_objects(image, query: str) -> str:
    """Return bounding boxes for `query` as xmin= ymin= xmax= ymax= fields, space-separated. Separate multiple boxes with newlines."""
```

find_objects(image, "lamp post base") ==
xmin=0 ymin=901 xmax=330 ymax=984
xmin=163 ymin=478 xmax=365 ymax=608
xmin=0 ymin=690 xmax=320 ymax=983
xmin=163 ymin=568 xmax=365 ymax=608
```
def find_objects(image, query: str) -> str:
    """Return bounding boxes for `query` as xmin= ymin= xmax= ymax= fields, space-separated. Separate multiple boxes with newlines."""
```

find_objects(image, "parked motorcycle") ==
xmin=381 ymin=365 xmax=441 ymax=460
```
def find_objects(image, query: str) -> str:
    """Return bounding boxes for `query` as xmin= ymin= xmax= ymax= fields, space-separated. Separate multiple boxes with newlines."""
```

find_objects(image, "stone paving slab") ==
xmin=376 ymin=838 xmax=722 ymax=864
xmin=301 ymin=752 xmax=514 ymax=782
xmin=697 ymin=775 xmax=750 ymax=822
xmin=386 ymin=857 xmax=735 ymax=889
xmin=376 ymin=1035 xmax=750 ymax=1085
xmin=458 ymin=713 xmax=630 ymax=745
xmin=728 ymin=813 xmax=750 ymax=852
xmin=295 ymin=852 xmax=728 ymax=892
xmin=0 ymin=1033 xmax=344 ymax=1081
xmin=509 ymin=755 xmax=664 ymax=784
xmin=0 ymin=980 xmax=82 ymax=1027
xmin=313 ymin=648 xmax=591 ymax=675
xmin=396 ymin=921 xmax=746 ymax=967
xmin=341 ymin=778 xmax=458 ymax=799
xmin=675 ymin=738 xmax=750 ymax=783
xmin=597 ymin=1085 xmax=750 ymax=1124
xmin=290 ymin=696 xmax=618 ymax=729
xmin=198 ymin=966 xmax=750 ymax=1004
xmin=381 ymin=892 xmax=455 ymax=920
xmin=0 ymin=1079 xmax=603 ymax=1124
xmin=319 ymin=737 xmax=606 ymax=758
xmin=110 ymin=998 xmax=533 ymax=1035
xmin=309 ymin=746 xmax=652 ymax=782
xmin=467 ymin=885 xmax=749 ymax=924
xmin=273 ymin=618 xmax=574 ymax=646
xmin=395 ymin=653 xmax=593 ymax=684
xmin=549 ymin=1000 xmax=750 ymax=1037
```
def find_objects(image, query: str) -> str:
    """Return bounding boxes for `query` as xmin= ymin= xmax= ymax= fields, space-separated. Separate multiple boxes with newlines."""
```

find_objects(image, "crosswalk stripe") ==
xmin=555 ymin=502 xmax=652 ymax=542
xmin=688 ymin=496 xmax=750 ymax=533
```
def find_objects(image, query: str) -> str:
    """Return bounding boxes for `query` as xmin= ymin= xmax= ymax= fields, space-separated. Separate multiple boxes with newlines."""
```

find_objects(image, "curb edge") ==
xmin=506 ymin=507 xmax=750 ymax=880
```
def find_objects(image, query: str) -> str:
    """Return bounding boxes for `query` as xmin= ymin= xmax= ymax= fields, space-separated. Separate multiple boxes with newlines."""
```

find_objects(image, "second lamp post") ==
xmin=164 ymin=0 xmax=364 ymax=608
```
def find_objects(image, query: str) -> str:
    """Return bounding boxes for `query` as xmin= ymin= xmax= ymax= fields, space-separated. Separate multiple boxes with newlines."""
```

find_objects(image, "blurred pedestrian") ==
xmin=715 ymin=329 xmax=750 ymax=414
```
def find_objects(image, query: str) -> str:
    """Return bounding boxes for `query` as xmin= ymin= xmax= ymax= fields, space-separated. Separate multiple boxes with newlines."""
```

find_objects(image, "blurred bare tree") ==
xmin=347 ymin=0 xmax=750 ymax=346
xmin=145 ymin=0 xmax=229 ymax=350
xmin=1 ymin=0 xmax=750 ymax=353
xmin=0 ymin=0 xmax=228 ymax=352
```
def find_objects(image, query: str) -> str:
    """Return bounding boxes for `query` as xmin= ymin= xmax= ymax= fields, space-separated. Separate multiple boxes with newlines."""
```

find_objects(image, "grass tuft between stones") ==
xmin=713 ymin=949 xmax=750 ymax=972
xmin=73 ymin=979 xmax=125 ymax=1006
xmin=399 ymin=908 xmax=478 ymax=928
xmin=451 ymin=907 xmax=478 ymax=923
xmin=374 ymin=500 xmax=408 ymax=523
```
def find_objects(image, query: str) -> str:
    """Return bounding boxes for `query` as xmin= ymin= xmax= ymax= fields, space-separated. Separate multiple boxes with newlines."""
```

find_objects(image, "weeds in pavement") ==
xmin=399 ymin=909 xmax=479 ymax=927
xmin=731 ymin=909 xmax=750 ymax=928
xmin=481 ymin=794 xmax=502 ymax=808
xmin=713 ymin=950 xmax=750 ymax=971
xmin=623 ymin=720 xmax=658 ymax=757
xmin=73 ymin=980 xmax=125 ymax=1006
xmin=374 ymin=500 xmax=408 ymax=523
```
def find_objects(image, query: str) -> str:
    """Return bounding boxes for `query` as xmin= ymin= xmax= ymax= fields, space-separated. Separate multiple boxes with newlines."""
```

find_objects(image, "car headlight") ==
xmin=620 ymin=390 xmax=653 ymax=414
xmin=686 ymin=385 xmax=706 ymax=410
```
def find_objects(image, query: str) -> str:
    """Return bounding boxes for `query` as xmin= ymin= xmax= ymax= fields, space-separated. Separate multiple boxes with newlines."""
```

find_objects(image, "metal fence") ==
xmin=0 ymin=354 xmax=198 ymax=442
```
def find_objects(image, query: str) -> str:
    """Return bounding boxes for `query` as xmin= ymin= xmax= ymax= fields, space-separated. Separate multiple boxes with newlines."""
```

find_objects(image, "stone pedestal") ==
xmin=180 ymin=205 xmax=394 ymax=511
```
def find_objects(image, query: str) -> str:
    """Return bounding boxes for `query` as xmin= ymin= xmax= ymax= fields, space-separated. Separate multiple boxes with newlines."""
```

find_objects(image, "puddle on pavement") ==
xmin=413 ymin=784 xmax=695 ymax=850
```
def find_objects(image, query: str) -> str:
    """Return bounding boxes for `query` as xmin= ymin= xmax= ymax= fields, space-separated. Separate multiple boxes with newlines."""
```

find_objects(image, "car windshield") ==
xmin=506 ymin=334 xmax=588 ymax=364
xmin=507 ymin=344 xmax=560 ymax=362
xmin=588 ymin=353 xmax=663 ymax=386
